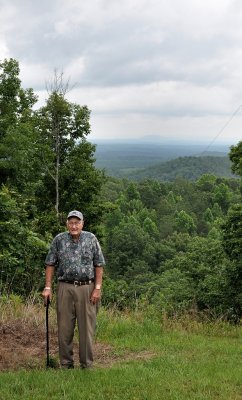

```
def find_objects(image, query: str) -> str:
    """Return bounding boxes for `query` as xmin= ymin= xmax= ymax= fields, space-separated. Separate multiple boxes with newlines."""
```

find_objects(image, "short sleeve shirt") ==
xmin=45 ymin=231 xmax=105 ymax=281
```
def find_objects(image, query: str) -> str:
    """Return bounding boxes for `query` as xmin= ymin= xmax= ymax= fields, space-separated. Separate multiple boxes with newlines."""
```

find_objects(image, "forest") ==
xmin=94 ymin=140 xmax=231 ymax=176
xmin=1 ymin=58 xmax=242 ymax=321
xmin=116 ymin=155 xmax=234 ymax=181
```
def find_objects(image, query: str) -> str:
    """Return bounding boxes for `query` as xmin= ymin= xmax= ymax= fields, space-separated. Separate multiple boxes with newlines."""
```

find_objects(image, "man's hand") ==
xmin=42 ymin=288 xmax=52 ymax=305
xmin=90 ymin=288 xmax=101 ymax=304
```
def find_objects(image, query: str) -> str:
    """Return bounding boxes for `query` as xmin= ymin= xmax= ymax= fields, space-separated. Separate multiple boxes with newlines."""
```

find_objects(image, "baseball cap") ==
xmin=67 ymin=210 xmax=84 ymax=220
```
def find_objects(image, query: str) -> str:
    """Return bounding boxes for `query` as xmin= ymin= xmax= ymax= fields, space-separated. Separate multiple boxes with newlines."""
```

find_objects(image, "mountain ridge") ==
xmin=93 ymin=141 xmax=236 ymax=180
xmin=120 ymin=155 xmax=236 ymax=181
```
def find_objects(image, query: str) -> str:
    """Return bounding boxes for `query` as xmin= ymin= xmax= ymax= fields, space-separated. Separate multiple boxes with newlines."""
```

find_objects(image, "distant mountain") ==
xmin=120 ymin=155 xmax=237 ymax=181
xmin=93 ymin=141 xmax=236 ymax=180
xmin=93 ymin=141 xmax=231 ymax=177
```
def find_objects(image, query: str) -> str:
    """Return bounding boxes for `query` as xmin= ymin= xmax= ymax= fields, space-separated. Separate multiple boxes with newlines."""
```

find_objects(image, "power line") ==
xmin=201 ymin=104 xmax=242 ymax=155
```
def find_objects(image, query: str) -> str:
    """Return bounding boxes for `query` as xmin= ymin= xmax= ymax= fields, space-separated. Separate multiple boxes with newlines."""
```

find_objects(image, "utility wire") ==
xmin=200 ymin=104 xmax=242 ymax=155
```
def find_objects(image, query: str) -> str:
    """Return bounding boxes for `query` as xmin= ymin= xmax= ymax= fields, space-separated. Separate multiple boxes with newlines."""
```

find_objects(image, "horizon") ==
xmin=90 ymin=137 xmax=237 ymax=148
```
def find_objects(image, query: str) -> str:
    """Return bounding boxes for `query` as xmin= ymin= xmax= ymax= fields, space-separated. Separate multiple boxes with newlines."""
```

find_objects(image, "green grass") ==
xmin=1 ymin=308 xmax=242 ymax=400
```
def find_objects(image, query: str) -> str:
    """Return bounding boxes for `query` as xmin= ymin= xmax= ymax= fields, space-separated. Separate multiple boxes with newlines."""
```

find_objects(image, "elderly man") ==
xmin=42 ymin=210 xmax=105 ymax=369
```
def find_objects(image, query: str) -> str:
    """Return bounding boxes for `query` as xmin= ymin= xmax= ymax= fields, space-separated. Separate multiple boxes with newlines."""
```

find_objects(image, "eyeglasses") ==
xmin=68 ymin=221 xmax=82 ymax=227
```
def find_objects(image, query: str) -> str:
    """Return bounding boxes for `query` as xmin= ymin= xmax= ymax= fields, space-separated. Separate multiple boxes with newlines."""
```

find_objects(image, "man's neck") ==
xmin=71 ymin=233 xmax=80 ymax=242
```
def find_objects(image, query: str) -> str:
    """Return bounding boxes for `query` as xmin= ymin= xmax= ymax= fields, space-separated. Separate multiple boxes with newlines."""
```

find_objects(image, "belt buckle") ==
xmin=74 ymin=280 xmax=79 ymax=287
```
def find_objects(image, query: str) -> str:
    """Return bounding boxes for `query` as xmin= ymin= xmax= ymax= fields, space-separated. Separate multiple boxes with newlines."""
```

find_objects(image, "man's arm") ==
xmin=95 ymin=266 xmax=103 ymax=288
xmin=90 ymin=266 xmax=104 ymax=304
xmin=42 ymin=265 xmax=55 ymax=304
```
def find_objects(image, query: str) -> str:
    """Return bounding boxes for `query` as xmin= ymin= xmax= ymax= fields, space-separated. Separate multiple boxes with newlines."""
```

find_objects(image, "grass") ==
xmin=1 ymin=300 xmax=242 ymax=399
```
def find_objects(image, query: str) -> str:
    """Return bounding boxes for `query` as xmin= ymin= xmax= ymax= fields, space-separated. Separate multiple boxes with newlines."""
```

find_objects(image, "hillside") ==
xmin=93 ymin=141 xmax=235 ymax=179
xmin=122 ymin=155 xmax=236 ymax=181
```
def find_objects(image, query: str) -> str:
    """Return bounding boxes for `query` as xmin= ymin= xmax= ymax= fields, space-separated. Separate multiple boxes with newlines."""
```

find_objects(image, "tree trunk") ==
xmin=55 ymin=120 xmax=60 ymax=219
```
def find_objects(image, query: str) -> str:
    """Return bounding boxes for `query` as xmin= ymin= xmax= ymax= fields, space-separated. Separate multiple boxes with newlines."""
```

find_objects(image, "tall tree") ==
xmin=1 ymin=61 xmax=105 ymax=235
xmin=33 ymin=71 xmax=105 ymax=231
xmin=0 ymin=58 xmax=37 ymax=186
xmin=0 ymin=58 xmax=21 ymax=139
xmin=0 ymin=186 xmax=48 ymax=295
xmin=229 ymin=141 xmax=242 ymax=178
xmin=0 ymin=58 xmax=37 ymax=135
xmin=34 ymin=73 xmax=91 ymax=217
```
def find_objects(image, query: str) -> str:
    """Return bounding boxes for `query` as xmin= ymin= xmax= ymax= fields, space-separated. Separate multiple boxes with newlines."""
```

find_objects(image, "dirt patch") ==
xmin=0 ymin=321 xmax=155 ymax=371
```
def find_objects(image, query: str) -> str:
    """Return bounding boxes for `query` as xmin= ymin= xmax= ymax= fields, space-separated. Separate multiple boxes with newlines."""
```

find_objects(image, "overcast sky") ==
xmin=1 ymin=0 xmax=242 ymax=145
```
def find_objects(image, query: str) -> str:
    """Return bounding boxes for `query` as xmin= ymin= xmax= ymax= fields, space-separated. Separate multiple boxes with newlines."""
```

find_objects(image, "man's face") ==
xmin=67 ymin=217 xmax=84 ymax=237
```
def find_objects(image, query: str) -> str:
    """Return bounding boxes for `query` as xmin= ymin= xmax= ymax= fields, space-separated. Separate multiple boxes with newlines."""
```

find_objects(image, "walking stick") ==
xmin=45 ymin=297 xmax=50 ymax=368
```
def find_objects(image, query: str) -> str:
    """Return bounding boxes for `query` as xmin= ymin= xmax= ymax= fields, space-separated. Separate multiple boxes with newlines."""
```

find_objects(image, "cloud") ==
xmin=1 ymin=0 xmax=242 ymax=143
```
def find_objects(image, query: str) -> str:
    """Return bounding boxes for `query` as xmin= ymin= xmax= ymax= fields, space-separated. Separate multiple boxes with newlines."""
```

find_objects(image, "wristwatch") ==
xmin=95 ymin=284 xmax=101 ymax=290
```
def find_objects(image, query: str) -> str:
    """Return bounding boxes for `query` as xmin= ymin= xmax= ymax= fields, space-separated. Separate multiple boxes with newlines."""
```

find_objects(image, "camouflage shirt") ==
xmin=45 ymin=231 xmax=105 ymax=281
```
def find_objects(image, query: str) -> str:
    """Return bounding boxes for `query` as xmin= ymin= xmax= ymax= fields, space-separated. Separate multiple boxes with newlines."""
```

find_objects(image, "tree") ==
xmin=152 ymin=268 xmax=195 ymax=314
xmin=160 ymin=235 xmax=228 ymax=312
xmin=32 ymin=72 xmax=105 ymax=232
xmin=0 ymin=186 xmax=48 ymax=295
xmin=34 ymin=73 xmax=91 ymax=218
xmin=220 ymin=204 xmax=242 ymax=320
xmin=0 ymin=58 xmax=21 ymax=139
xmin=222 ymin=204 xmax=242 ymax=261
xmin=203 ymin=207 xmax=214 ymax=223
xmin=106 ymin=216 xmax=158 ymax=278
xmin=138 ymin=179 xmax=167 ymax=209
xmin=175 ymin=210 xmax=196 ymax=234
xmin=0 ymin=122 xmax=41 ymax=195
xmin=125 ymin=182 xmax=140 ymax=201
xmin=196 ymin=174 xmax=217 ymax=191
xmin=229 ymin=141 xmax=242 ymax=177
xmin=213 ymin=183 xmax=232 ymax=212
xmin=0 ymin=58 xmax=38 ymax=186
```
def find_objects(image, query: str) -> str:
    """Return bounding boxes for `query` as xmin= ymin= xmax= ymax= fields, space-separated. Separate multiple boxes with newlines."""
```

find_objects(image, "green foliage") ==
xmin=174 ymin=210 xmax=196 ymax=234
xmin=2 ymin=57 xmax=242 ymax=321
xmin=102 ymin=277 xmax=129 ymax=309
xmin=0 ymin=59 xmax=38 ymax=187
xmin=0 ymin=122 xmax=41 ymax=193
xmin=101 ymin=173 xmax=242 ymax=318
xmin=222 ymin=203 xmax=242 ymax=261
xmin=0 ymin=59 xmax=106 ymax=235
xmin=33 ymin=89 xmax=106 ymax=225
xmin=0 ymin=186 xmax=48 ymax=295
xmin=196 ymin=174 xmax=217 ymax=191
xmin=107 ymin=216 xmax=157 ymax=278
xmin=0 ymin=58 xmax=106 ymax=295
xmin=213 ymin=182 xmax=232 ymax=211
xmin=229 ymin=141 xmax=242 ymax=177
xmin=220 ymin=204 xmax=242 ymax=320
xmin=150 ymin=268 xmax=194 ymax=313
xmin=139 ymin=179 xmax=168 ymax=208
xmin=0 ymin=58 xmax=21 ymax=137
xmin=122 ymin=156 xmax=235 ymax=181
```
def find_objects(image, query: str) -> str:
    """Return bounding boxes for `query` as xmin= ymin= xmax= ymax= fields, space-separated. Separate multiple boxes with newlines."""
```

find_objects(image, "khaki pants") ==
xmin=57 ymin=281 xmax=97 ymax=368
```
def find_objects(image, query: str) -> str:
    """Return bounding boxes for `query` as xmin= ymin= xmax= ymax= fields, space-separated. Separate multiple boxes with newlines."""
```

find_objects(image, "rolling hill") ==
xmin=122 ymin=155 xmax=237 ymax=181
xmin=93 ymin=141 xmax=236 ymax=180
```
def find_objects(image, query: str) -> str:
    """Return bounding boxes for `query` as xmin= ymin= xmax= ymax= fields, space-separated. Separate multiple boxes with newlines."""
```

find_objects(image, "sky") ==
xmin=1 ymin=0 xmax=242 ymax=145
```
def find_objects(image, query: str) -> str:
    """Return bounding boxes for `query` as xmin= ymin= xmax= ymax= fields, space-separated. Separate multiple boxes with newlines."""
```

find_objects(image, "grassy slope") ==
xmin=1 ymin=309 xmax=242 ymax=400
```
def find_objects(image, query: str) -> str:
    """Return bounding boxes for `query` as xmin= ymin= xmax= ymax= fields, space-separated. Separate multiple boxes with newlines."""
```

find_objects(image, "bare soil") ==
xmin=0 ymin=320 xmax=155 ymax=371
